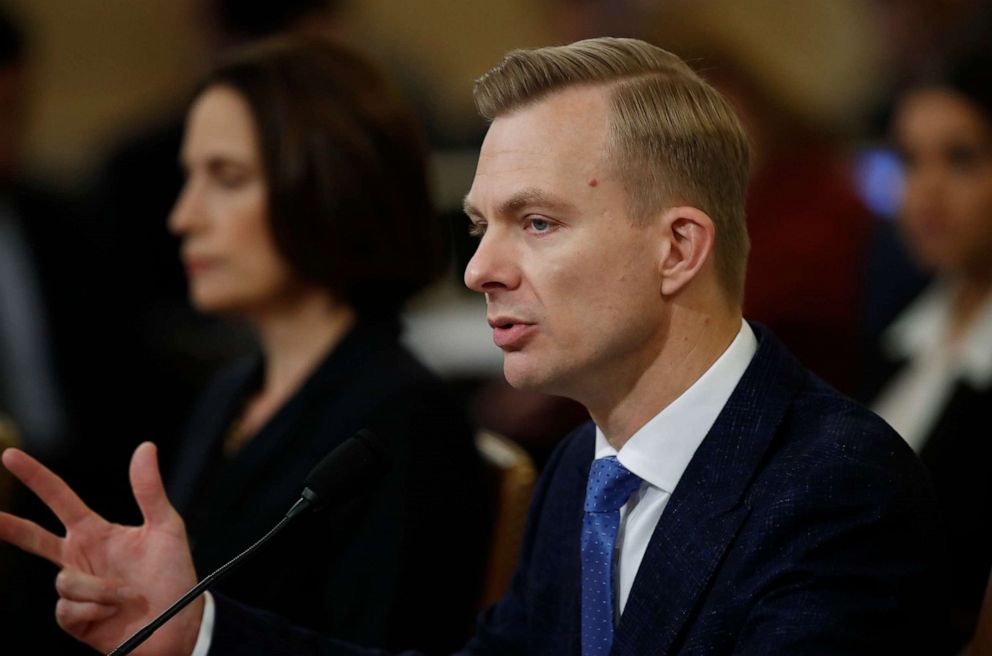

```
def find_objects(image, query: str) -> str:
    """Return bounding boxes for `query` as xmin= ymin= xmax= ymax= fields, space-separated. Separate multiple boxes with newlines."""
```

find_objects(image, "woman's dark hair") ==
xmin=910 ymin=52 xmax=992 ymax=125
xmin=195 ymin=36 xmax=444 ymax=317
xmin=941 ymin=54 xmax=992 ymax=123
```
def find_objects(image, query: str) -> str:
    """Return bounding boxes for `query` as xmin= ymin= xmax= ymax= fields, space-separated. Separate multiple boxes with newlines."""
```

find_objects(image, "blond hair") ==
xmin=474 ymin=37 xmax=750 ymax=302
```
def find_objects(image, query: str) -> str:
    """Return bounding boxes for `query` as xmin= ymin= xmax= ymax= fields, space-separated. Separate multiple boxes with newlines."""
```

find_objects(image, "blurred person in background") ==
xmin=0 ymin=3 xmax=124 ymax=651
xmin=0 ymin=4 xmax=105 ymax=463
xmin=867 ymin=0 xmax=992 ymax=131
xmin=864 ymin=53 xmax=992 ymax=653
xmin=92 ymin=0 xmax=349 ymax=493
xmin=158 ymin=36 xmax=486 ymax=654
xmin=650 ymin=0 xmax=882 ymax=395
xmin=8 ymin=30 xmax=488 ymax=654
xmin=858 ymin=0 xmax=992 ymax=345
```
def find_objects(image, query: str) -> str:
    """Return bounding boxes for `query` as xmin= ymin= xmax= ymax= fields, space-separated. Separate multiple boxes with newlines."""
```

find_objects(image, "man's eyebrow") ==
xmin=462 ymin=188 xmax=576 ymax=219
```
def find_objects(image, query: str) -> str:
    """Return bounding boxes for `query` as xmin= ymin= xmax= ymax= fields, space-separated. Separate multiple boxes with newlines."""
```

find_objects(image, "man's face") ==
xmin=464 ymin=86 xmax=670 ymax=403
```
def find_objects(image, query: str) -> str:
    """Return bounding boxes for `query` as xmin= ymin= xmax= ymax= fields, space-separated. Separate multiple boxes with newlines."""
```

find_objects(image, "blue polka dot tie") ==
xmin=581 ymin=456 xmax=642 ymax=656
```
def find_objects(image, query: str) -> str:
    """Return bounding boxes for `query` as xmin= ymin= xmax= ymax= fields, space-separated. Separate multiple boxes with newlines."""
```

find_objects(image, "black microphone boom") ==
xmin=107 ymin=429 xmax=391 ymax=656
xmin=296 ymin=428 xmax=391 ymax=514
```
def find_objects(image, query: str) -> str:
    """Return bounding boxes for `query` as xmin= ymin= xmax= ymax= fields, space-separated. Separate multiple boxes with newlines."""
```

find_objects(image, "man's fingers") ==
xmin=0 ymin=511 xmax=63 ymax=565
xmin=128 ymin=442 xmax=179 ymax=528
xmin=56 ymin=568 xmax=135 ymax=605
xmin=1 ymin=449 xmax=94 ymax=529
xmin=55 ymin=598 xmax=118 ymax=635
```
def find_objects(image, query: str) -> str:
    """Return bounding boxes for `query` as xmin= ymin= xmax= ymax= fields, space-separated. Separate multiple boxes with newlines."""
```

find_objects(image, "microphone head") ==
xmin=302 ymin=429 xmax=392 ymax=511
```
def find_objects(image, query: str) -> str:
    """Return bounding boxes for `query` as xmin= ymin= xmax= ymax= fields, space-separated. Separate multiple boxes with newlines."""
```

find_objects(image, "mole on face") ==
xmin=588 ymin=178 xmax=598 ymax=187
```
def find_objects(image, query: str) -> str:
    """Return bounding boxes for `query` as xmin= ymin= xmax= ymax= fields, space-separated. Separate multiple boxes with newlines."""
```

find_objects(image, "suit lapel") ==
xmin=613 ymin=325 xmax=805 ymax=655
xmin=539 ymin=429 xmax=596 ymax=656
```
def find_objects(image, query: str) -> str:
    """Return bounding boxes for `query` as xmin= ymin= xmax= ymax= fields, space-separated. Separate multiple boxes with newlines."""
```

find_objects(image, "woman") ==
xmin=867 ymin=53 xmax=992 ymax=651
xmin=163 ymin=37 xmax=486 ymax=653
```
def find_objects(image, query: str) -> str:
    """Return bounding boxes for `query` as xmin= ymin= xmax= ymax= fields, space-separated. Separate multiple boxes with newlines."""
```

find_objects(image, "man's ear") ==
xmin=657 ymin=206 xmax=716 ymax=296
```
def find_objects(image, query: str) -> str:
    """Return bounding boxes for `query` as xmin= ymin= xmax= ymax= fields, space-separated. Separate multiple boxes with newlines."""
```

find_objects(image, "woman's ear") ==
xmin=658 ymin=206 xmax=716 ymax=296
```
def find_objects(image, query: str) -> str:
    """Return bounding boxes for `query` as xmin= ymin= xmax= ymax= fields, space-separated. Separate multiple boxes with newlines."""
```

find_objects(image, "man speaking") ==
xmin=0 ymin=37 xmax=943 ymax=655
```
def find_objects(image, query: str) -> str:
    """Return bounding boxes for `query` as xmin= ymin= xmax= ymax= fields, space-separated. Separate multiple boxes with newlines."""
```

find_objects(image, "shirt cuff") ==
xmin=190 ymin=591 xmax=215 ymax=656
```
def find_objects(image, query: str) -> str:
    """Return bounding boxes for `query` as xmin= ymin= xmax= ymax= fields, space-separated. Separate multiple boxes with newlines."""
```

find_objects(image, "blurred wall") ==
xmin=10 ymin=0 xmax=202 ymax=186
xmin=347 ymin=0 xmax=553 ymax=137
xmin=7 ymin=0 xmax=553 ymax=189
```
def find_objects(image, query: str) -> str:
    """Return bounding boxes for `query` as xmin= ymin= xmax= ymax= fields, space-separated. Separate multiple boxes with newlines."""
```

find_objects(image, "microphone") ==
xmin=108 ymin=429 xmax=391 ymax=656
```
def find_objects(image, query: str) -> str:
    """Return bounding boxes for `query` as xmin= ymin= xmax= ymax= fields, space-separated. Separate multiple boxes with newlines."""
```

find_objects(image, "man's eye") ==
xmin=527 ymin=217 xmax=554 ymax=233
xmin=468 ymin=222 xmax=487 ymax=237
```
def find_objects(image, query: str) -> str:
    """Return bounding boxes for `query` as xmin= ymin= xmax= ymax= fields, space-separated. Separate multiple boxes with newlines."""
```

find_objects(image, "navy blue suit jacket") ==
xmin=209 ymin=325 xmax=945 ymax=655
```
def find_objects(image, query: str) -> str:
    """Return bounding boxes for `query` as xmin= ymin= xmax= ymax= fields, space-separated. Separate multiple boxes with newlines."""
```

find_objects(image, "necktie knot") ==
xmin=584 ymin=456 xmax=641 ymax=514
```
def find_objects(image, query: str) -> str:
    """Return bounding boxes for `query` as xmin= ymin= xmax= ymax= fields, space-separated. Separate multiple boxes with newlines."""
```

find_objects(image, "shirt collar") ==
xmin=884 ymin=282 xmax=992 ymax=388
xmin=594 ymin=320 xmax=758 ymax=494
xmin=882 ymin=283 xmax=948 ymax=362
xmin=960 ymin=291 xmax=992 ymax=387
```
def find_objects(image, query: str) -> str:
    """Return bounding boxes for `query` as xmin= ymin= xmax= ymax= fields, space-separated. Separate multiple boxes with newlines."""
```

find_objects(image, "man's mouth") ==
xmin=489 ymin=318 xmax=536 ymax=349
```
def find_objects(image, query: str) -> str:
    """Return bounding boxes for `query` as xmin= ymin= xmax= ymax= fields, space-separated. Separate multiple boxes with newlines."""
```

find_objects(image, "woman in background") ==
xmin=164 ymin=36 xmax=486 ymax=653
xmin=867 ymin=53 xmax=992 ymax=651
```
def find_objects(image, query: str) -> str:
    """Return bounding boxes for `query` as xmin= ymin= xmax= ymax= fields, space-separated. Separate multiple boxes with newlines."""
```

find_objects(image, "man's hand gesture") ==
xmin=0 ymin=443 xmax=201 ymax=655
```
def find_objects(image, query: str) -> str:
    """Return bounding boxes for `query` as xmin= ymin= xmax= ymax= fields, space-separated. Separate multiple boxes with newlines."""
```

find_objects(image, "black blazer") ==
xmin=863 ymin=353 xmax=992 ymax=650
xmin=167 ymin=317 xmax=488 ymax=654
xmin=207 ymin=325 xmax=946 ymax=655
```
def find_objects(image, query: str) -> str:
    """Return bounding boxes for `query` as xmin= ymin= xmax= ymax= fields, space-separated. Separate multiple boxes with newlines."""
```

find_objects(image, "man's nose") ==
xmin=464 ymin=228 xmax=519 ymax=294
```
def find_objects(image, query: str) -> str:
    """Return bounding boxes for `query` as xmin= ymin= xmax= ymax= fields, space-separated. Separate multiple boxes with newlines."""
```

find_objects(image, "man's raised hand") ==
xmin=0 ymin=443 xmax=201 ymax=655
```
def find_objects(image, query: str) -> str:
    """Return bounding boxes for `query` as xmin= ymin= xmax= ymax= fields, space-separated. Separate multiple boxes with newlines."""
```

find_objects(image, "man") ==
xmin=0 ymin=37 xmax=943 ymax=655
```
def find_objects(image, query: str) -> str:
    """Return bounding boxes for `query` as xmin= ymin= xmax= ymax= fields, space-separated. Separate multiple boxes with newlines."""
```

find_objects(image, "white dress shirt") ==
xmin=191 ymin=593 xmax=215 ymax=656
xmin=192 ymin=320 xmax=758 ymax=654
xmin=873 ymin=282 xmax=992 ymax=452
xmin=594 ymin=320 xmax=757 ymax=618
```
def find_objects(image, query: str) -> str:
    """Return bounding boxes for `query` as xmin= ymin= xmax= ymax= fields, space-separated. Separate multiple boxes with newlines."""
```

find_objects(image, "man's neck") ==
xmin=588 ymin=309 xmax=743 ymax=450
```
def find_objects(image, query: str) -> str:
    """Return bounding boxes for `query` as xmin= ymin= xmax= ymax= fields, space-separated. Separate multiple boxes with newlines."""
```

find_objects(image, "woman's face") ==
xmin=169 ymin=85 xmax=306 ymax=316
xmin=893 ymin=88 xmax=992 ymax=276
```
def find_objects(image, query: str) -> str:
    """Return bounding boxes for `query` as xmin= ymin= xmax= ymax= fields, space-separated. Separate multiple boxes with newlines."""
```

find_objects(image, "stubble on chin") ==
xmin=502 ymin=351 xmax=568 ymax=397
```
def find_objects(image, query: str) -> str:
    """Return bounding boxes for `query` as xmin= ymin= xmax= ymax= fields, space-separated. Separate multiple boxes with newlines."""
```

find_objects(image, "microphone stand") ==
xmin=107 ymin=495 xmax=314 ymax=655
xmin=106 ymin=429 xmax=388 ymax=655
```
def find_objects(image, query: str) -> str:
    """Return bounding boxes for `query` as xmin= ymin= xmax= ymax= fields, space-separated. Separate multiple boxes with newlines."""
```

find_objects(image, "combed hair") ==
xmin=475 ymin=37 xmax=750 ymax=302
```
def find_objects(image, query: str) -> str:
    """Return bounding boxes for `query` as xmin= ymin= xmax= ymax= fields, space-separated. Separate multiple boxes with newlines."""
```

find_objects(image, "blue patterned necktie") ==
xmin=581 ymin=456 xmax=642 ymax=656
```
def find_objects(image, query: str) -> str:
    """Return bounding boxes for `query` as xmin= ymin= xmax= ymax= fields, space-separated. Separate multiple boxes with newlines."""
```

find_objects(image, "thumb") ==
xmin=129 ymin=442 xmax=178 ymax=528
